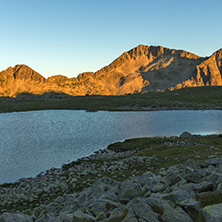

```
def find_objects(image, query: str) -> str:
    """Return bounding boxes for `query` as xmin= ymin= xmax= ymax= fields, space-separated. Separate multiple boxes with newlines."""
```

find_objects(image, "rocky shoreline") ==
xmin=1 ymin=134 xmax=222 ymax=221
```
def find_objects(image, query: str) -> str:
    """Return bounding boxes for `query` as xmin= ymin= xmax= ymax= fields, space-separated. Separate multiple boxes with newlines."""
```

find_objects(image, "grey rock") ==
xmin=118 ymin=180 xmax=143 ymax=203
xmin=170 ymin=178 xmax=186 ymax=191
xmin=216 ymin=165 xmax=222 ymax=173
xmin=151 ymin=182 xmax=167 ymax=193
xmin=0 ymin=212 xmax=33 ymax=222
xmin=193 ymin=181 xmax=213 ymax=193
xmin=168 ymin=175 xmax=183 ymax=186
xmin=91 ymin=177 xmax=119 ymax=196
xmin=64 ymin=193 xmax=78 ymax=202
xmin=88 ymin=201 xmax=107 ymax=217
xmin=179 ymin=198 xmax=202 ymax=219
xmin=217 ymin=182 xmax=222 ymax=192
xmin=205 ymin=157 xmax=222 ymax=166
xmin=184 ymin=171 xmax=203 ymax=183
xmin=90 ymin=179 xmax=118 ymax=201
xmin=147 ymin=194 xmax=192 ymax=222
xmin=56 ymin=213 xmax=76 ymax=222
xmin=34 ymin=188 xmax=44 ymax=196
xmin=59 ymin=204 xmax=77 ymax=214
xmin=98 ymin=176 xmax=120 ymax=189
xmin=162 ymin=206 xmax=193 ymax=222
xmin=203 ymin=203 xmax=222 ymax=222
xmin=75 ymin=188 xmax=92 ymax=208
xmin=179 ymin=198 xmax=199 ymax=209
xmin=80 ymin=169 xmax=97 ymax=176
xmin=33 ymin=207 xmax=43 ymax=218
xmin=44 ymin=202 xmax=58 ymax=214
xmin=167 ymin=165 xmax=179 ymax=174
xmin=70 ymin=178 xmax=78 ymax=183
xmin=147 ymin=193 xmax=169 ymax=206
xmin=122 ymin=197 xmax=159 ymax=222
xmin=181 ymin=159 xmax=201 ymax=170
xmin=15 ymin=193 xmax=29 ymax=201
xmin=54 ymin=196 xmax=64 ymax=203
xmin=171 ymin=189 xmax=195 ymax=202
xmin=206 ymin=172 xmax=222 ymax=188
xmin=36 ymin=213 xmax=55 ymax=222
xmin=72 ymin=209 xmax=96 ymax=221
xmin=98 ymin=198 xmax=120 ymax=209
xmin=106 ymin=208 xmax=126 ymax=221
xmin=179 ymin=131 xmax=192 ymax=138
xmin=132 ymin=171 xmax=157 ymax=187
xmin=161 ymin=193 xmax=179 ymax=205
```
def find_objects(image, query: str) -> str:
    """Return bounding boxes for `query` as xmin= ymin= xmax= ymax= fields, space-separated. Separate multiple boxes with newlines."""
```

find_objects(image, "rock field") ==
xmin=1 ymin=141 xmax=222 ymax=221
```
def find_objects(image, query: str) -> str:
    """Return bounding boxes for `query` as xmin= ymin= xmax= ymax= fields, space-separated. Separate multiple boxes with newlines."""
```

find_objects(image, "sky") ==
xmin=0 ymin=0 xmax=222 ymax=78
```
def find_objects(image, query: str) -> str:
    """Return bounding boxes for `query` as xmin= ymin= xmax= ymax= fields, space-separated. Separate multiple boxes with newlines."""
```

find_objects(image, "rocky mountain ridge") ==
xmin=0 ymin=45 xmax=222 ymax=97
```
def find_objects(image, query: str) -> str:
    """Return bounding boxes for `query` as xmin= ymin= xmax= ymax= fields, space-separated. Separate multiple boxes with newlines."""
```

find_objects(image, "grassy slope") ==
xmin=107 ymin=135 xmax=222 ymax=173
xmin=0 ymin=86 xmax=222 ymax=113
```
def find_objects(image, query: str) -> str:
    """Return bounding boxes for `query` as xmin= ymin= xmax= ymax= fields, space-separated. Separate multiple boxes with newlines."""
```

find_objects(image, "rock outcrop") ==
xmin=0 ymin=45 xmax=222 ymax=97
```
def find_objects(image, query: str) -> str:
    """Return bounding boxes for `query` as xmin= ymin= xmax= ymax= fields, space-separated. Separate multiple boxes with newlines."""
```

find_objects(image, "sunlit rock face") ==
xmin=0 ymin=45 xmax=222 ymax=97
xmin=172 ymin=48 xmax=222 ymax=90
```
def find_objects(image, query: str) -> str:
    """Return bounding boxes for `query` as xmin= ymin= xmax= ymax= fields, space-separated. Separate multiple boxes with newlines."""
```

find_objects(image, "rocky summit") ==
xmin=0 ymin=45 xmax=222 ymax=97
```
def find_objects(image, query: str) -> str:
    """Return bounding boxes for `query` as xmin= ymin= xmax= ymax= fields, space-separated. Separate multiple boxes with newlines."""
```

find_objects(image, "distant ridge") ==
xmin=0 ymin=45 xmax=222 ymax=97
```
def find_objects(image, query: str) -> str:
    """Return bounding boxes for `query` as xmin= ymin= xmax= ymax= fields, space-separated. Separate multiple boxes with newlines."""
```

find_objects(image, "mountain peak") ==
xmin=11 ymin=64 xmax=45 ymax=82
xmin=213 ymin=48 xmax=222 ymax=58
xmin=0 ymin=45 xmax=222 ymax=97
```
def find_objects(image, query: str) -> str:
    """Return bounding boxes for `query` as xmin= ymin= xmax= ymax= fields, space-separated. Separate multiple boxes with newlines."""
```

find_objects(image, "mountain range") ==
xmin=0 ymin=44 xmax=222 ymax=97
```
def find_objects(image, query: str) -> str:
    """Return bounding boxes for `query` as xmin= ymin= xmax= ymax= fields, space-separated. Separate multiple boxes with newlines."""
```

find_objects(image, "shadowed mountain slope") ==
xmin=173 ymin=49 xmax=222 ymax=89
xmin=0 ymin=45 xmax=222 ymax=97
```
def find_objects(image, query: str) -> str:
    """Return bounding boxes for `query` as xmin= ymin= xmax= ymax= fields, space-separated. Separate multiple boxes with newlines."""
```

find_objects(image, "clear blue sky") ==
xmin=0 ymin=0 xmax=221 ymax=78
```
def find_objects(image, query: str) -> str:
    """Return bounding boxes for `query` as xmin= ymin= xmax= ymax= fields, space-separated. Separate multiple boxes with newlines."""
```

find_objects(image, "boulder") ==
xmin=168 ymin=175 xmax=183 ymax=186
xmin=203 ymin=203 xmax=222 ymax=222
xmin=205 ymin=157 xmax=222 ymax=167
xmin=98 ymin=177 xmax=120 ymax=189
xmin=0 ymin=212 xmax=33 ymax=222
xmin=184 ymin=172 xmax=203 ymax=183
xmin=122 ymin=197 xmax=159 ymax=222
xmin=206 ymin=172 xmax=222 ymax=189
xmin=36 ymin=213 xmax=55 ymax=222
xmin=151 ymin=182 xmax=167 ymax=193
xmin=118 ymin=179 xmax=143 ymax=203
xmin=59 ymin=204 xmax=78 ymax=214
xmin=147 ymin=194 xmax=193 ymax=222
xmin=56 ymin=213 xmax=76 ymax=222
xmin=72 ymin=210 xmax=96 ymax=222
xmin=179 ymin=131 xmax=192 ymax=138
xmin=106 ymin=208 xmax=127 ymax=221
xmin=181 ymin=159 xmax=201 ymax=171
xmin=88 ymin=201 xmax=107 ymax=217
xmin=179 ymin=198 xmax=203 ymax=221
xmin=90 ymin=177 xmax=120 ymax=196
xmin=217 ymin=183 xmax=222 ymax=192
xmin=171 ymin=189 xmax=195 ymax=202
xmin=162 ymin=206 xmax=193 ymax=222
xmin=132 ymin=171 xmax=158 ymax=187
xmin=193 ymin=181 xmax=214 ymax=193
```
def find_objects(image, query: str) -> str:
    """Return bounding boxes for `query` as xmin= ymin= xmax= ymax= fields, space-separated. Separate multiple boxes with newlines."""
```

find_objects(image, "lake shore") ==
xmin=1 ymin=133 xmax=222 ymax=221
xmin=0 ymin=86 xmax=222 ymax=113
xmin=1 ymin=86 xmax=222 ymax=221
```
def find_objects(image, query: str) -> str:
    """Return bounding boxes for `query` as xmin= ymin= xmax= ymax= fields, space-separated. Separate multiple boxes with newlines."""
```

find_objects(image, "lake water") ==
xmin=0 ymin=110 xmax=222 ymax=184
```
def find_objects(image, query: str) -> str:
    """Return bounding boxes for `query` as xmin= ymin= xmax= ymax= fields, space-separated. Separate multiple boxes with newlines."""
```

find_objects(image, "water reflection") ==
xmin=0 ymin=110 xmax=222 ymax=184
